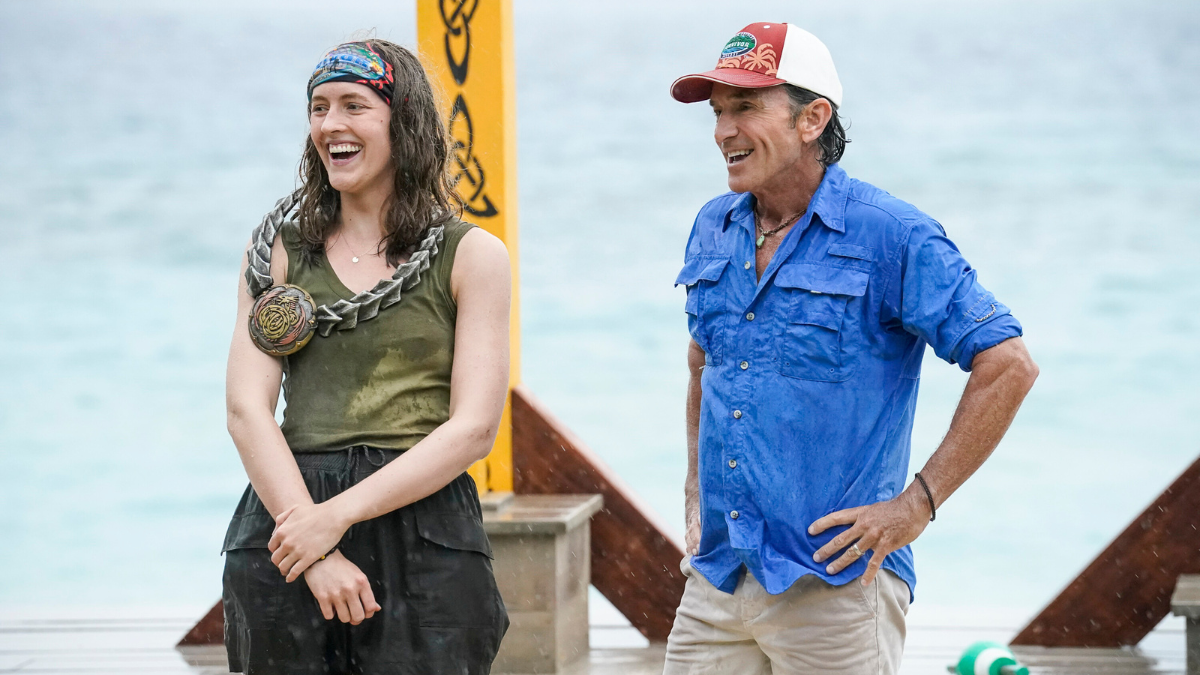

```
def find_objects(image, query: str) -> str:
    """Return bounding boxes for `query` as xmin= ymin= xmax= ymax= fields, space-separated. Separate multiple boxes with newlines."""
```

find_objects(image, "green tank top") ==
xmin=278 ymin=219 xmax=475 ymax=452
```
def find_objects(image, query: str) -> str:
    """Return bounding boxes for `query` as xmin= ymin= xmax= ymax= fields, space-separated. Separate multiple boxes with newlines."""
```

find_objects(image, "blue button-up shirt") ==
xmin=676 ymin=165 xmax=1022 ymax=599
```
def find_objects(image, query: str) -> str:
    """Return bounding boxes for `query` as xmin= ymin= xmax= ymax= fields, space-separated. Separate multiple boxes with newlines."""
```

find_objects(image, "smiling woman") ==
xmin=297 ymin=41 xmax=462 ymax=268
xmin=221 ymin=40 xmax=512 ymax=675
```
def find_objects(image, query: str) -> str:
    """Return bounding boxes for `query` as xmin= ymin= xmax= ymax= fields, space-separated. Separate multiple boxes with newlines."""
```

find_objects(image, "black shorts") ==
xmin=221 ymin=447 xmax=509 ymax=675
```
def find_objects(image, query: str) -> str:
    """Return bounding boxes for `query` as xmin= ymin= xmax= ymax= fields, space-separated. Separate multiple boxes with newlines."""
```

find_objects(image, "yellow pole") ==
xmin=417 ymin=0 xmax=519 ymax=494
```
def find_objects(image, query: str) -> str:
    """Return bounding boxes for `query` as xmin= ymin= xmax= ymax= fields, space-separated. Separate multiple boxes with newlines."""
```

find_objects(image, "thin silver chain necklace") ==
xmin=334 ymin=230 xmax=377 ymax=264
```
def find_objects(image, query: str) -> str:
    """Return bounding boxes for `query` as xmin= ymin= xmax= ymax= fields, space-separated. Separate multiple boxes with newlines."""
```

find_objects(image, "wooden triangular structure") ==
xmin=1012 ymin=454 xmax=1200 ymax=647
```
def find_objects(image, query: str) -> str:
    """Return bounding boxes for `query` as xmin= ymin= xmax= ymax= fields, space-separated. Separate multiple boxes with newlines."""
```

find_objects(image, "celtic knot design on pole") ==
xmin=440 ymin=0 xmax=479 ymax=86
xmin=244 ymin=191 xmax=445 ymax=340
xmin=437 ymin=0 xmax=497 ymax=219
xmin=449 ymin=94 xmax=499 ymax=218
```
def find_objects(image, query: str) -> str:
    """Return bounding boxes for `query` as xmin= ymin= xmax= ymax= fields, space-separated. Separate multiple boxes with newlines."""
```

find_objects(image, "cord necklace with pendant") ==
xmin=755 ymin=206 xmax=806 ymax=248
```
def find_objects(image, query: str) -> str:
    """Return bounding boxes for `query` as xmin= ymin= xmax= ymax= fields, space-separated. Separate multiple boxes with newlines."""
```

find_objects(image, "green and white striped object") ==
xmin=949 ymin=641 xmax=1030 ymax=675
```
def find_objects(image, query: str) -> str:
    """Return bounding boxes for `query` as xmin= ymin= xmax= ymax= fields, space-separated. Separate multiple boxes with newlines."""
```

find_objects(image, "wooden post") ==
xmin=416 ymin=0 xmax=520 ymax=494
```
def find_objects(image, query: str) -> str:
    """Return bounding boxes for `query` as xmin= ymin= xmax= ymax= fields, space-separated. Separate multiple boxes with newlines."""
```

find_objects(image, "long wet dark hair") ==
xmin=296 ymin=39 xmax=462 ymax=266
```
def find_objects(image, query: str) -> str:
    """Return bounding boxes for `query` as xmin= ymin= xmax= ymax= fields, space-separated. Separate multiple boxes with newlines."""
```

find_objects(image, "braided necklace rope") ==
xmin=245 ymin=191 xmax=444 ymax=338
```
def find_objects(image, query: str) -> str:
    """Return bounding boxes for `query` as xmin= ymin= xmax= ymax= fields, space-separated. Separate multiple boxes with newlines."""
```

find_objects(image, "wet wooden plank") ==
xmin=511 ymin=384 xmax=686 ymax=642
xmin=0 ymin=616 xmax=1185 ymax=674
xmin=0 ymin=617 xmax=225 ymax=674
xmin=1013 ymin=455 xmax=1200 ymax=648
xmin=178 ymin=643 xmax=667 ymax=675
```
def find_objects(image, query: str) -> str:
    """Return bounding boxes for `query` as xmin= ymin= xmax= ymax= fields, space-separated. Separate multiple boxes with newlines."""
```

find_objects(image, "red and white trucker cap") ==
xmin=671 ymin=22 xmax=842 ymax=107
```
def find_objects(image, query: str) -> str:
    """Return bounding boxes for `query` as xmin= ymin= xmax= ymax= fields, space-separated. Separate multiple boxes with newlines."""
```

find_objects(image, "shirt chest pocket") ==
xmin=676 ymin=256 xmax=732 ymax=366
xmin=773 ymin=263 xmax=869 ymax=382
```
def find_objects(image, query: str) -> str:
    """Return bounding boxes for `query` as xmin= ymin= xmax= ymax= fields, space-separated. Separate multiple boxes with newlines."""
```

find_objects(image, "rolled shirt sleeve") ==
xmin=899 ymin=218 xmax=1023 ymax=371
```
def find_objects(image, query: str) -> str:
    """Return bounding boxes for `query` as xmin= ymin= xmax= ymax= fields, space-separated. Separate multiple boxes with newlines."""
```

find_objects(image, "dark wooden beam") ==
xmin=177 ymin=600 xmax=222 ymax=647
xmin=1012 ymin=454 xmax=1200 ymax=647
xmin=512 ymin=384 xmax=685 ymax=642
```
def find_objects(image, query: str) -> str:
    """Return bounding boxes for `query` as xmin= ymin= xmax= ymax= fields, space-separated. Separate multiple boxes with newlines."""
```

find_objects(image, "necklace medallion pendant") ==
xmin=352 ymin=256 xmax=359 ymax=263
xmin=756 ymin=235 xmax=765 ymax=248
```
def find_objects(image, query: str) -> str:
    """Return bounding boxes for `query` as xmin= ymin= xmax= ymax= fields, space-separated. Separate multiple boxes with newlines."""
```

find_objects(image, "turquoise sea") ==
xmin=1 ymin=0 xmax=1198 ymax=630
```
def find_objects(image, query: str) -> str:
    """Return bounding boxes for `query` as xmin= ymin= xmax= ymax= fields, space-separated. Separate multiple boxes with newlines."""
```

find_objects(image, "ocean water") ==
xmin=1 ymin=0 xmax=1198 ymax=630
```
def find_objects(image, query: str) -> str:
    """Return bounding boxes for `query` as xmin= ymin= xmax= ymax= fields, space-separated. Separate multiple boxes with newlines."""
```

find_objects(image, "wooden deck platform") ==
xmin=0 ymin=611 xmax=1186 ymax=674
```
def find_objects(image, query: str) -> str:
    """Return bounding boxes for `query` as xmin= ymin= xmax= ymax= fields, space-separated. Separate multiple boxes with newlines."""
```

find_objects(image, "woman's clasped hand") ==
xmin=301 ymin=549 xmax=381 ymax=625
xmin=268 ymin=501 xmax=382 ymax=625
xmin=268 ymin=501 xmax=349 ymax=581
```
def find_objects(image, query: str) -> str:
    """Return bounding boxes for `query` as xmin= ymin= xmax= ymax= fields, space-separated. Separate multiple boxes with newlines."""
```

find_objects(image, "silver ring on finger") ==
xmin=851 ymin=542 xmax=863 ymax=558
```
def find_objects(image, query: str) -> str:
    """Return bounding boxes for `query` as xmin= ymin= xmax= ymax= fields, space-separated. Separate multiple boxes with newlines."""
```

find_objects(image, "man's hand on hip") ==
xmin=809 ymin=338 xmax=1038 ymax=586
xmin=808 ymin=486 xmax=930 ymax=586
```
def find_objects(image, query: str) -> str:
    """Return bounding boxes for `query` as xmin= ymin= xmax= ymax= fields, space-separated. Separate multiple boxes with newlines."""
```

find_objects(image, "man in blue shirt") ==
xmin=664 ymin=23 xmax=1039 ymax=675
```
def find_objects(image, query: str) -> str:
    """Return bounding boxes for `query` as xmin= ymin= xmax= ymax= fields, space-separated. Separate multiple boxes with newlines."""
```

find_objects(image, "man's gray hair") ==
xmin=783 ymin=84 xmax=849 ymax=167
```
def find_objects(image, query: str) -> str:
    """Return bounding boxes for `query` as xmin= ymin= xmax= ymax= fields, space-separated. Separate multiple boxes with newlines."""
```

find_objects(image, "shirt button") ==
xmin=732 ymin=410 xmax=742 ymax=419
xmin=728 ymin=459 xmax=737 ymax=469
xmin=730 ymin=510 xmax=740 ymax=520
xmin=740 ymin=361 xmax=749 ymax=370
xmin=746 ymin=312 xmax=755 ymax=321
xmin=744 ymin=261 xmax=752 ymax=270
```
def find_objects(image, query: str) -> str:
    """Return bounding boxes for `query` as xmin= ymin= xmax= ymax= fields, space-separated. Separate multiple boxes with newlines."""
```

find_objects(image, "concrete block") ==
xmin=485 ymin=494 xmax=603 ymax=674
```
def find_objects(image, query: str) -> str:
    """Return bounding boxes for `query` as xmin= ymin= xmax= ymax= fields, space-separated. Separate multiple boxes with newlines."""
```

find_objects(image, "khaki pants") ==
xmin=663 ymin=557 xmax=909 ymax=675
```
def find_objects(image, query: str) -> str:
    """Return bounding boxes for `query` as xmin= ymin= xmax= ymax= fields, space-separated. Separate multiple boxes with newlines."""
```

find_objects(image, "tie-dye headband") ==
xmin=307 ymin=42 xmax=395 ymax=106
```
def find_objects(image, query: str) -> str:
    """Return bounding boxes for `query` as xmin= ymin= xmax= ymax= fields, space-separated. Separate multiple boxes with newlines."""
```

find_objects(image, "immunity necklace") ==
xmin=243 ymin=191 xmax=444 ymax=356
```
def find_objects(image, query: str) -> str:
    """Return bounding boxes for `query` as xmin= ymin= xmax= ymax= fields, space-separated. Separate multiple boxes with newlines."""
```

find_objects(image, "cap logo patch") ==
xmin=716 ymin=43 xmax=779 ymax=76
xmin=720 ymin=32 xmax=757 ymax=59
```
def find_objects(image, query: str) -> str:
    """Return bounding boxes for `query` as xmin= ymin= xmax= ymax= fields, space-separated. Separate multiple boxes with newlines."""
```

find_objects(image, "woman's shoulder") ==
xmin=447 ymin=223 xmax=508 ymax=281
xmin=440 ymin=216 xmax=476 ymax=246
xmin=434 ymin=217 xmax=508 ymax=301
xmin=443 ymin=216 xmax=511 ymax=266
xmin=434 ymin=216 xmax=477 ymax=270
xmin=239 ymin=216 xmax=298 ymax=290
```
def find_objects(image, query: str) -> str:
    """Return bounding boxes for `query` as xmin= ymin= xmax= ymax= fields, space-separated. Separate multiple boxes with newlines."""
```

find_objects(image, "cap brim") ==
xmin=670 ymin=69 xmax=787 ymax=103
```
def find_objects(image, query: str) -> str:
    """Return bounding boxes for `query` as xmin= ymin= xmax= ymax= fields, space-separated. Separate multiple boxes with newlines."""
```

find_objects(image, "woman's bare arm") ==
xmin=226 ymin=236 xmax=312 ymax=517
xmin=269 ymin=227 xmax=511 ymax=580
xmin=226 ymin=235 xmax=379 ymax=623
xmin=226 ymin=237 xmax=312 ymax=516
